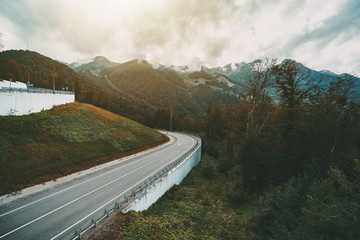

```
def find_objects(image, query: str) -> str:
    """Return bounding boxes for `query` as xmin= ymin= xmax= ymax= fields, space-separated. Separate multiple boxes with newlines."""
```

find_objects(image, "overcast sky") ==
xmin=1 ymin=0 xmax=359 ymax=74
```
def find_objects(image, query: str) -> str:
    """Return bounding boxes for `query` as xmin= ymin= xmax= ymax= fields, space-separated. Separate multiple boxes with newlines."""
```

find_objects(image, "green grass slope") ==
xmin=93 ymin=154 xmax=259 ymax=240
xmin=0 ymin=102 xmax=169 ymax=195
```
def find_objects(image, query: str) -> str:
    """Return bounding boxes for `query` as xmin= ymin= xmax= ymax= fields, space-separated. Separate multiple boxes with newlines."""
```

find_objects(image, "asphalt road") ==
xmin=0 ymin=132 xmax=198 ymax=240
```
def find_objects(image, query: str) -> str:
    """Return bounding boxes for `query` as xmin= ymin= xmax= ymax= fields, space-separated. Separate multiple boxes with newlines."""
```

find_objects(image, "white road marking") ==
xmin=0 ymin=136 xmax=175 ymax=218
xmin=50 ymin=156 xmax=178 ymax=240
xmin=0 ymin=149 xmax=177 ymax=239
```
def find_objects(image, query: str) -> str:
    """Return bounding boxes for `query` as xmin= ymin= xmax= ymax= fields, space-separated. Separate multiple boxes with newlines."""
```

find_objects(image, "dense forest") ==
xmin=98 ymin=59 xmax=360 ymax=239
xmin=194 ymin=59 xmax=360 ymax=238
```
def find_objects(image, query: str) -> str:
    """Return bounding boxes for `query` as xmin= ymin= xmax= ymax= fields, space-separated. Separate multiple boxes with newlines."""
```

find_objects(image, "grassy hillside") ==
xmin=90 ymin=135 xmax=360 ymax=240
xmin=91 ymin=155 xmax=360 ymax=240
xmin=0 ymin=102 xmax=168 ymax=195
xmin=91 ymin=154 xmax=259 ymax=240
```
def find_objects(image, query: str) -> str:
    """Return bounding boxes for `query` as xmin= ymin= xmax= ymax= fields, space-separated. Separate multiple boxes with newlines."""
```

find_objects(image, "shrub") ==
xmin=257 ymin=161 xmax=360 ymax=239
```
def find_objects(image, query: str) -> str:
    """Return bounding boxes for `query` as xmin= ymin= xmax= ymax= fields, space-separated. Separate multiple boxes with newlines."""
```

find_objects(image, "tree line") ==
xmin=200 ymin=58 xmax=360 ymax=192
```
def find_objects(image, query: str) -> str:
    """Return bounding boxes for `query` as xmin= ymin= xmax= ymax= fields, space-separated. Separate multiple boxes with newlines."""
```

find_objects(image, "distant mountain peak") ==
xmin=93 ymin=56 xmax=111 ymax=63
xmin=319 ymin=70 xmax=338 ymax=77
xmin=136 ymin=59 xmax=151 ymax=65
xmin=71 ymin=56 xmax=119 ymax=73
xmin=281 ymin=59 xmax=297 ymax=64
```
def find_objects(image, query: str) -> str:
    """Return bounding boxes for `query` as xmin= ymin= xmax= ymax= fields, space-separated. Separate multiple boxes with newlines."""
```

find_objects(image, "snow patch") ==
xmin=231 ymin=63 xmax=237 ymax=71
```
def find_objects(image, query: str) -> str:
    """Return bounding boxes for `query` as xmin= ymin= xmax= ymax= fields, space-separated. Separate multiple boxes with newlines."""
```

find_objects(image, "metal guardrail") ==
xmin=61 ymin=135 xmax=201 ymax=240
xmin=0 ymin=87 xmax=74 ymax=95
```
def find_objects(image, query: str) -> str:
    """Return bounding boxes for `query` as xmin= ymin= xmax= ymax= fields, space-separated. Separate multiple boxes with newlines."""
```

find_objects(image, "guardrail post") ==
xmin=105 ymin=209 xmax=110 ymax=217
xmin=76 ymin=229 xmax=82 ymax=239
xmin=92 ymin=218 xmax=97 ymax=228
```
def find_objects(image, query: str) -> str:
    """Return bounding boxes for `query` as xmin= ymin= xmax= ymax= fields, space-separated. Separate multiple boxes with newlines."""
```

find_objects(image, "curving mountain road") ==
xmin=0 ymin=132 xmax=199 ymax=240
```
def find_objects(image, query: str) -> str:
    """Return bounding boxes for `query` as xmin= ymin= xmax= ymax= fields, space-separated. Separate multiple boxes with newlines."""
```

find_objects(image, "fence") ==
xmin=61 ymin=135 xmax=201 ymax=240
xmin=0 ymin=87 xmax=74 ymax=95
xmin=0 ymin=88 xmax=75 ymax=116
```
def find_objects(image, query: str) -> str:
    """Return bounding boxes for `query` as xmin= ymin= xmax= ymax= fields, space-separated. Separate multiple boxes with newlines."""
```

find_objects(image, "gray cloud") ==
xmin=286 ymin=0 xmax=360 ymax=52
xmin=125 ymin=0 xmax=235 ymax=65
xmin=0 ymin=0 xmax=359 ymax=73
xmin=279 ymin=0 xmax=360 ymax=73
xmin=0 ymin=0 xmax=54 ymax=40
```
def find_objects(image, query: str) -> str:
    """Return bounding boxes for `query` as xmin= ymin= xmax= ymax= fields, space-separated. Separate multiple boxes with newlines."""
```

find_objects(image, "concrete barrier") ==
xmin=0 ymin=91 xmax=75 ymax=116
xmin=126 ymin=137 xmax=201 ymax=212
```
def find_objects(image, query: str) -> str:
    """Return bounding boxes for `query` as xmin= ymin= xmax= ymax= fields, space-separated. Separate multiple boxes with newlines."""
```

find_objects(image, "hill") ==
xmin=0 ymin=50 xmax=83 ymax=91
xmin=0 ymin=50 xmax=152 ymax=118
xmin=0 ymin=102 xmax=168 ymax=195
xmin=76 ymin=59 xmax=235 ymax=117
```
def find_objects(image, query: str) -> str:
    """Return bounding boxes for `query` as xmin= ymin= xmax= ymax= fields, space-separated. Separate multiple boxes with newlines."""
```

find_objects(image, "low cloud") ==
xmin=124 ymin=0 xmax=235 ymax=66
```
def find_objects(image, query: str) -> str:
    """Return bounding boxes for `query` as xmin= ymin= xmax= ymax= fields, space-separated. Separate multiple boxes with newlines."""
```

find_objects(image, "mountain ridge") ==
xmin=1 ymin=50 xmax=358 ymax=120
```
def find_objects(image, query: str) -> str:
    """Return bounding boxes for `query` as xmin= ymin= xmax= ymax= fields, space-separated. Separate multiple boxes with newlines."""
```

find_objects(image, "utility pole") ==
xmin=27 ymin=74 xmax=30 ymax=87
xmin=52 ymin=62 xmax=55 ymax=93
xmin=169 ymin=106 xmax=173 ymax=131
xmin=53 ymin=73 xmax=55 ymax=93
